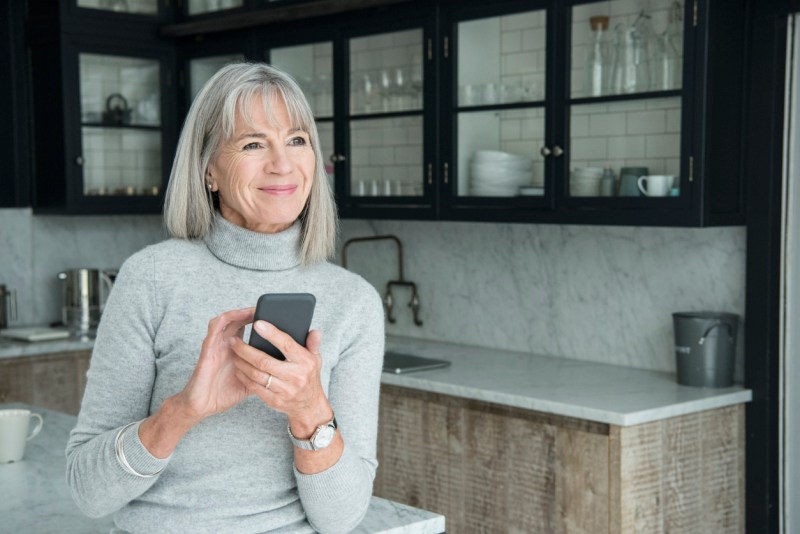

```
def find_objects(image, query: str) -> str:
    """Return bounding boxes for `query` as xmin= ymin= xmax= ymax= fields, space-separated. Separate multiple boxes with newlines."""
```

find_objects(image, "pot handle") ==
xmin=698 ymin=322 xmax=734 ymax=345
xmin=99 ymin=270 xmax=116 ymax=311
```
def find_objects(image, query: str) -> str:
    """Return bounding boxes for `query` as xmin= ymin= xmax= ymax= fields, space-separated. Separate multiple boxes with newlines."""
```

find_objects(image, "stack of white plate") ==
xmin=570 ymin=166 xmax=604 ymax=196
xmin=469 ymin=150 xmax=535 ymax=196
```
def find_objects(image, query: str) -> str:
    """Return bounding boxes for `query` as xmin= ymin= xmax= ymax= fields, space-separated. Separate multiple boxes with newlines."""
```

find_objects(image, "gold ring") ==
xmin=265 ymin=374 xmax=273 ymax=390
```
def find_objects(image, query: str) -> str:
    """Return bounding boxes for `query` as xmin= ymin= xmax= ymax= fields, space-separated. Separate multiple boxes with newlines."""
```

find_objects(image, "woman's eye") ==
xmin=289 ymin=136 xmax=308 ymax=146
xmin=243 ymin=142 xmax=261 ymax=150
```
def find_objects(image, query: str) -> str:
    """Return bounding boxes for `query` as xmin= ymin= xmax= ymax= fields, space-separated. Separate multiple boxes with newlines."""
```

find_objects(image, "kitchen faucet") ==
xmin=341 ymin=235 xmax=423 ymax=326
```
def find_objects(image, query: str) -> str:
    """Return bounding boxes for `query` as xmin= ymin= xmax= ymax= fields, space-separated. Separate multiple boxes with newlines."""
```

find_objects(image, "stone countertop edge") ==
xmin=0 ymin=337 xmax=94 ymax=359
xmin=0 ymin=334 xmax=753 ymax=427
xmin=384 ymin=335 xmax=753 ymax=427
xmin=0 ymin=403 xmax=445 ymax=534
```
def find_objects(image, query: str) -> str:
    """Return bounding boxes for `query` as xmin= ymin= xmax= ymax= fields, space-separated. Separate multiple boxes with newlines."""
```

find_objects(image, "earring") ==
xmin=206 ymin=182 xmax=213 ymax=190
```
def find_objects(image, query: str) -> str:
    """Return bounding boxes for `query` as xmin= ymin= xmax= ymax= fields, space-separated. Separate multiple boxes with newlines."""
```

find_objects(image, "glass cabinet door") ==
xmin=186 ymin=0 xmax=244 ymax=16
xmin=188 ymin=54 xmax=245 ymax=103
xmin=567 ymin=0 xmax=684 ymax=200
xmin=76 ymin=0 xmax=159 ymax=15
xmin=78 ymin=53 xmax=163 ymax=197
xmin=453 ymin=9 xmax=547 ymax=200
xmin=347 ymin=28 xmax=425 ymax=199
xmin=269 ymin=42 xmax=335 ymax=190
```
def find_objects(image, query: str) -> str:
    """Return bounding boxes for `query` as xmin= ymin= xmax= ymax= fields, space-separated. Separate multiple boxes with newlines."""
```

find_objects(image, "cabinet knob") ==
xmin=329 ymin=153 xmax=346 ymax=163
xmin=540 ymin=146 xmax=564 ymax=158
xmin=75 ymin=156 xmax=84 ymax=166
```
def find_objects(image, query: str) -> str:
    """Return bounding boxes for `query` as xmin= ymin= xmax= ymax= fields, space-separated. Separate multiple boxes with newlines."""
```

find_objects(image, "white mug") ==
xmin=637 ymin=175 xmax=674 ymax=197
xmin=0 ymin=409 xmax=43 ymax=463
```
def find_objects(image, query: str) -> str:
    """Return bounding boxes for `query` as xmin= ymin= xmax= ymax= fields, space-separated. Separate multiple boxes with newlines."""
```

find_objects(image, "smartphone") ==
xmin=248 ymin=293 xmax=316 ymax=360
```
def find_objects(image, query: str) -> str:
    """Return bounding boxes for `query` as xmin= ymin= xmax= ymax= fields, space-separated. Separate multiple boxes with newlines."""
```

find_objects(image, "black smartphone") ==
xmin=248 ymin=293 xmax=316 ymax=360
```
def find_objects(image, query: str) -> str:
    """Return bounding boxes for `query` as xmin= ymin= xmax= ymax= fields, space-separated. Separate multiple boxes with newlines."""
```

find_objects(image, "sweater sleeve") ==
xmin=65 ymin=248 xmax=170 ymax=518
xmin=294 ymin=279 xmax=385 ymax=533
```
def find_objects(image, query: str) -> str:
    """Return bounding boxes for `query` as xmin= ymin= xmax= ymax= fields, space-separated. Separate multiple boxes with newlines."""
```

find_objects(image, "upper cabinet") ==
xmin=437 ymin=0 xmax=745 ymax=226
xmin=26 ymin=0 xmax=176 ymax=214
xmin=21 ymin=0 xmax=744 ymax=224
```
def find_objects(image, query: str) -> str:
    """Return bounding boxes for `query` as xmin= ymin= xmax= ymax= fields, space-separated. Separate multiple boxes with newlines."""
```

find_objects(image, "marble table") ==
xmin=0 ymin=403 xmax=445 ymax=534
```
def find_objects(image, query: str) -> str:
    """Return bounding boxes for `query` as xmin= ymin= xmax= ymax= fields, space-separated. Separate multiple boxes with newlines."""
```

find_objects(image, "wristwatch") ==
xmin=288 ymin=415 xmax=338 ymax=451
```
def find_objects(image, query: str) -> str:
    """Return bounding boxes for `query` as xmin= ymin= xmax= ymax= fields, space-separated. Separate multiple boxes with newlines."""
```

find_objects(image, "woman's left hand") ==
xmin=231 ymin=321 xmax=332 ymax=435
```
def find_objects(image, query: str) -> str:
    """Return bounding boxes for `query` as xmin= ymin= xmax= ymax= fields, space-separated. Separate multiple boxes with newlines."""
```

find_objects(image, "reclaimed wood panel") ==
xmin=376 ymin=385 xmax=610 ymax=533
xmin=0 ymin=350 xmax=91 ymax=415
xmin=610 ymin=405 xmax=745 ymax=534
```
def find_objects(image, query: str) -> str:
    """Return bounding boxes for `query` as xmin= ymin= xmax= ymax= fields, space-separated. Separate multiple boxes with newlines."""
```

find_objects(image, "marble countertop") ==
xmin=0 ymin=403 xmax=445 ymax=534
xmin=384 ymin=335 xmax=752 ymax=427
xmin=0 ymin=335 xmax=94 ymax=360
xmin=0 ymin=334 xmax=752 ymax=427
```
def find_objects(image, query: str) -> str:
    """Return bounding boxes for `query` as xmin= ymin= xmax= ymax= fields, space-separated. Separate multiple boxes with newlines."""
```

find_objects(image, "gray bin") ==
xmin=672 ymin=311 xmax=739 ymax=388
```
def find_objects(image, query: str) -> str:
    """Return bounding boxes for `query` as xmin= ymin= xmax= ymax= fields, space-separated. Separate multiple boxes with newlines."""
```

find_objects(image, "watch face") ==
xmin=313 ymin=425 xmax=335 ymax=449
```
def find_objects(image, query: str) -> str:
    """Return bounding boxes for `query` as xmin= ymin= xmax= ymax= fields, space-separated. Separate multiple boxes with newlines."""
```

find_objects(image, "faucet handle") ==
xmin=384 ymin=289 xmax=396 ymax=324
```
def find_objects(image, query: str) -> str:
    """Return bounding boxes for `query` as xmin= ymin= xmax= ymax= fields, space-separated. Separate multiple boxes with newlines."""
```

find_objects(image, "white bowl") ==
xmin=470 ymin=165 xmax=532 ymax=185
xmin=473 ymin=150 xmax=534 ymax=170
xmin=572 ymin=166 xmax=604 ymax=178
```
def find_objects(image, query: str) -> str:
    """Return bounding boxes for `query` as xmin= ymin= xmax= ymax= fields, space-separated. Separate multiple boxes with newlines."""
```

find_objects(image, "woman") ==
xmin=66 ymin=62 xmax=385 ymax=534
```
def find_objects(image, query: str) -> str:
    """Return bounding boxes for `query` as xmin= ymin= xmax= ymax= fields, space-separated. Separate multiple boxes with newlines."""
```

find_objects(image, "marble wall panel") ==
xmin=339 ymin=220 xmax=747 ymax=375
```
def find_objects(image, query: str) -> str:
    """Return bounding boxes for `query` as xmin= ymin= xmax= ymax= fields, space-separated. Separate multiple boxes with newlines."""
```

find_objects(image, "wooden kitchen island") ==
xmin=375 ymin=336 xmax=750 ymax=534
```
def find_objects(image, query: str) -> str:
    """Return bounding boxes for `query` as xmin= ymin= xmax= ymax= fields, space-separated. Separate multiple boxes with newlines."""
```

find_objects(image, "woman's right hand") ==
xmin=174 ymin=307 xmax=257 ymax=421
xmin=138 ymin=308 xmax=257 ymax=459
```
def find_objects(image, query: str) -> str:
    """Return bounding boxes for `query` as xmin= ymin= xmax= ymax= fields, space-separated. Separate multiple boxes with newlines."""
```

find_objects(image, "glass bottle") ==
xmin=600 ymin=166 xmax=615 ymax=196
xmin=585 ymin=16 xmax=610 ymax=97
xmin=655 ymin=1 xmax=684 ymax=90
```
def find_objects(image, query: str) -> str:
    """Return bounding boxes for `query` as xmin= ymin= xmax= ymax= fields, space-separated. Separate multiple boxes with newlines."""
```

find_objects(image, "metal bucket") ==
xmin=672 ymin=311 xmax=739 ymax=387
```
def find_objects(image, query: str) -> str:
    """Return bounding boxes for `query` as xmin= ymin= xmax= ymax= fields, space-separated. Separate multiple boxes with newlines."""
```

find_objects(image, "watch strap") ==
xmin=287 ymin=415 xmax=337 ymax=451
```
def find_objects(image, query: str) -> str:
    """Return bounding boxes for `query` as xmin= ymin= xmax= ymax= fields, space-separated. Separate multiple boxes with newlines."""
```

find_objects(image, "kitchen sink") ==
xmin=382 ymin=352 xmax=451 ymax=374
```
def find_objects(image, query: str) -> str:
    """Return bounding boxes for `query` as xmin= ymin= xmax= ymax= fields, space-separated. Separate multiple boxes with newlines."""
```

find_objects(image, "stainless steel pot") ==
xmin=57 ymin=269 xmax=116 ymax=334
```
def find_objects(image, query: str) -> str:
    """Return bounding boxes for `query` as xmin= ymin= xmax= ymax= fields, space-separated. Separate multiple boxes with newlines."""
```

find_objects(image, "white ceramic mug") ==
xmin=637 ymin=175 xmax=674 ymax=197
xmin=0 ymin=409 xmax=44 ymax=463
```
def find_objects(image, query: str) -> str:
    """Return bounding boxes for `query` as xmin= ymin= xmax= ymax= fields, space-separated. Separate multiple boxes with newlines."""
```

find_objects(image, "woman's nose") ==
xmin=265 ymin=146 xmax=293 ymax=175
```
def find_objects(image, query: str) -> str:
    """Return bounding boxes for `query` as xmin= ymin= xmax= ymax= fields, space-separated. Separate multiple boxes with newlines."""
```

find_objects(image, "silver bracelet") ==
xmin=114 ymin=421 xmax=165 ymax=479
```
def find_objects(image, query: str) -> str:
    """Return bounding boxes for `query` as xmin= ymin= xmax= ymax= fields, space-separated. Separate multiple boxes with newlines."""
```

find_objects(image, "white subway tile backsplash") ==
xmin=645 ymin=133 xmax=680 ymax=158
xmin=589 ymin=112 xmax=628 ymax=136
xmin=501 ymin=31 xmax=523 ymax=54
xmin=571 ymin=137 xmax=608 ymax=160
xmin=626 ymin=110 xmax=668 ymax=134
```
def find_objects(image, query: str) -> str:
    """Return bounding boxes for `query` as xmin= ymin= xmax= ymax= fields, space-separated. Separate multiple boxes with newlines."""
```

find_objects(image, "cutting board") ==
xmin=1 ymin=327 xmax=71 ymax=342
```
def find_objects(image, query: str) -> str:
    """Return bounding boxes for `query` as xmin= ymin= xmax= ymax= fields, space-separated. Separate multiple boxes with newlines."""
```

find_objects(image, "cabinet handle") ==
xmin=427 ymin=163 xmax=432 ymax=185
xmin=329 ymin=153 xmax=346 ymax=163
xmin=427 ymin=38 xmax=432 ymax=61
xmin=75 ymin=156 xmax=84 ymax=166
xmin=540 ymin=146 xmax=564 ymax=158
xmin=443 ymin=162 xmax=449 ymax=185
xmin=443 ymin=36 xmax=449 ymax=59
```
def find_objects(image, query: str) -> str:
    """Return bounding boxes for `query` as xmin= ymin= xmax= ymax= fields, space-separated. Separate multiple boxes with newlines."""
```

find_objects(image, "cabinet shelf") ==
xmin=80 ymin=122 xmax=162 ymax=130
xmin=568 ymin=89 xmax=684 ymax=107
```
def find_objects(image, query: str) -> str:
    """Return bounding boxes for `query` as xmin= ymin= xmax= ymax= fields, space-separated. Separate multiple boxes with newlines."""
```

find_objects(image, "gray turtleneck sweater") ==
xmin=66 ymin=216 xmax=385 ymax=534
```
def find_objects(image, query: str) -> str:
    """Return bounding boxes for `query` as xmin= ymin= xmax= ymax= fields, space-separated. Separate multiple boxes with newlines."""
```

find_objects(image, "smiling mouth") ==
xmin=259 ymin=185 xmax=298 ymax=196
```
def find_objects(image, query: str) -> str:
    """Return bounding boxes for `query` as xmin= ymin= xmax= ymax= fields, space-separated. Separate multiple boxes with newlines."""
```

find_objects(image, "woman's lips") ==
xmin=259 ymin=184 xmax=297 ymax=196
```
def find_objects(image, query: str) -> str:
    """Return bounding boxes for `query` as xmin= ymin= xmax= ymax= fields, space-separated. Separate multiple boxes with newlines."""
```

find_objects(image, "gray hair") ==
xmin=163 ymin=62 xmax=338 ymax=265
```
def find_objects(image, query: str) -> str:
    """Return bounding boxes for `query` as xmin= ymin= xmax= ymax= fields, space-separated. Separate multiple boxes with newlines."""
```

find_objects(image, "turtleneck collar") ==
xmin=204 ymin=212 xmax=302 ymax=271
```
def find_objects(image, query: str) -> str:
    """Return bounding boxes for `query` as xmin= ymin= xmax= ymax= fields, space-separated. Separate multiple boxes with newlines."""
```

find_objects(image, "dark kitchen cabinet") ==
xmin=26 ymin=1 xmax=177 ymax=215
xmin=160 ymin=0 xmax=746 ymax=226
xmin=0 ymin=1 xmax=30 ymax=208
xmin=436 ymin=0 xmax=745 ymax=226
